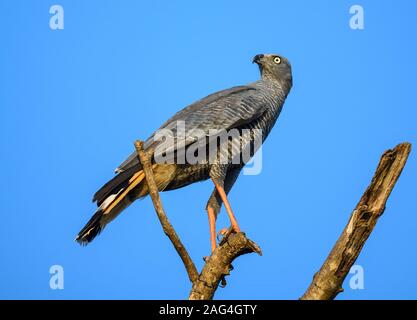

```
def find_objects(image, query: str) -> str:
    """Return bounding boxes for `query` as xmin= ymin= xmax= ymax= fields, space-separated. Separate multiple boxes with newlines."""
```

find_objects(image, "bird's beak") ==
xmin=252 ymin=54 xmax=264 ymax=65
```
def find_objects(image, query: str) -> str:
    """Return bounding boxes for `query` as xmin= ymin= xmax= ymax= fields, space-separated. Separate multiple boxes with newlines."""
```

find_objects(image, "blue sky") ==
xmin=0 ymin=0 xmax=416 ymax=299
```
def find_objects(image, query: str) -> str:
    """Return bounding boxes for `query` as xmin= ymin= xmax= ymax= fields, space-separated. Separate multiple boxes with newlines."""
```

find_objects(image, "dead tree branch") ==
xmin=189 ymin=232 xmax=262 ymax=300
xmin=135 ymin=140 xmax=199 ymax=284
xmin=301 ymin=142 xmax=411 ymax=300
xmin=136 ymin=139 xmax=410 ymax=300
xmin=134 ymin=141 xmax=262 ymax=299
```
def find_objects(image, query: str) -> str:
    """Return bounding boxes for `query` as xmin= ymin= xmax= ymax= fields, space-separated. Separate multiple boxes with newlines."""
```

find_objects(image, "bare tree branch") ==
xmin=301 ymin=142 xmax=411 ymax=300
xmin=134 ymin=140 xmax=199 ymax=284
xmin=134 ymin=140 xmax=262 ymax=298
xmin=189 ymin=232 xmax=262 ymax=300
xmin=136 ymin=138 xmax=410 ymax=300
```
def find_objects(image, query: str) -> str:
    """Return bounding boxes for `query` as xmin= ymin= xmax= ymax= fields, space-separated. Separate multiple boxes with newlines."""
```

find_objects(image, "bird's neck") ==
xmin=261 ymin=73 xmax=292 ymax=96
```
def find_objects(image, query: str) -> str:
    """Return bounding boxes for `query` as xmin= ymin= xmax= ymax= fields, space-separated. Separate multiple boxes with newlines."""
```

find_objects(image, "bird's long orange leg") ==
xmin=211 ymin=179 xmax=241 ymax=233
xmin=207 ymin=205 xmax=217 ymax=253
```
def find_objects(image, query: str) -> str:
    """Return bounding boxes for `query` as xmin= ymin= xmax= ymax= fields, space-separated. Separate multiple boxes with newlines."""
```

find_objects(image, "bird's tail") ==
xmin=76 ymin=169 xmax=147 ymax=245
xmin=76 ymin=164 xmax=176 ymax=245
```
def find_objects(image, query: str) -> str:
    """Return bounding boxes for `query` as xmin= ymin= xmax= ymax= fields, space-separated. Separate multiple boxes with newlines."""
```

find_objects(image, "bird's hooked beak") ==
xmin=252 ymin=54 xmax=264 ymax=65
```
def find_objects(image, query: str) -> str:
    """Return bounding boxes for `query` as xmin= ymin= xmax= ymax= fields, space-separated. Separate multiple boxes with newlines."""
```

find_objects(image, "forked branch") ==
xmin=134 ymin=140 xmax=262 ymax=299
xmin=189 ymin=232 xmax=262 ymax=300
xmin=135 ymin=140 xmax=411 ymax=300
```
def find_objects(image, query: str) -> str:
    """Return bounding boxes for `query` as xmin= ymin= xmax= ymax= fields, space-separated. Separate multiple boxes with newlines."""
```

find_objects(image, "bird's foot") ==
xmin=217 ymin=227 xmax=230 ymax=241
xmin=217 ymin=225 xmax=240 ymax=243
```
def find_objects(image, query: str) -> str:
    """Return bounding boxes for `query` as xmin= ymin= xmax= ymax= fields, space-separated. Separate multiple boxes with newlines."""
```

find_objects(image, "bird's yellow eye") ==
xmin=274 ymin=57 xmax=281 ymax=64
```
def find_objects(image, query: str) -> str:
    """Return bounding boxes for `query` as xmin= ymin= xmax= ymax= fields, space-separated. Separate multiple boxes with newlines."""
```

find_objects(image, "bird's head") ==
xmin=253 ymin=54 xmax=292 ymax=91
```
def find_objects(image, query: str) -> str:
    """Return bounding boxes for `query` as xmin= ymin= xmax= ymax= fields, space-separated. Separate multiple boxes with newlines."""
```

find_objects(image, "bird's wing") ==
xmin=116 ymin=85 xmax=266 ymax=172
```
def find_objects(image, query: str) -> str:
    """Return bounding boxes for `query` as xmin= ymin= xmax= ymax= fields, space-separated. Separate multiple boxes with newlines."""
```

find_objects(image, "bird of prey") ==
xmin=76 ymin=54 xmax=292 ymax=252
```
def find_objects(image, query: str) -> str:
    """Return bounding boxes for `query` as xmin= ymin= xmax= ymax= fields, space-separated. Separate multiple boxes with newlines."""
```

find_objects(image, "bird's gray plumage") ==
xmin=115 ymin=86 xmax=258 ymax=172
xmin=78 ymin=53 xmax=292 ymax=245
xmin=116 ymin=56 xmax=292 ymax=175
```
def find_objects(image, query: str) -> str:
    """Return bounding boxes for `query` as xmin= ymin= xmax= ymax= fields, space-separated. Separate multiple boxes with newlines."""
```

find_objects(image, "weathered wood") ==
xmin=136 ymin=139 xmax=410 ymax=299
xmin=189 ymin=232 xmax=262 ymax=300
xmin=301 ymin=142 xmax=411 ymax=300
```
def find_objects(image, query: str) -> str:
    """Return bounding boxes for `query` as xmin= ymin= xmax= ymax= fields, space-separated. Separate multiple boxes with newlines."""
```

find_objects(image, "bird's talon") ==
xmin=217 ymin=228 xmax=229 ymax=241
xmin=220 ymin=275 xmax=227 ymax=288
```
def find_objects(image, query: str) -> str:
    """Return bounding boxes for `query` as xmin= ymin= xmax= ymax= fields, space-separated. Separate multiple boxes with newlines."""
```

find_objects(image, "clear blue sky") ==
xmin=1 ymin=0 xmax=416 ymax=299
